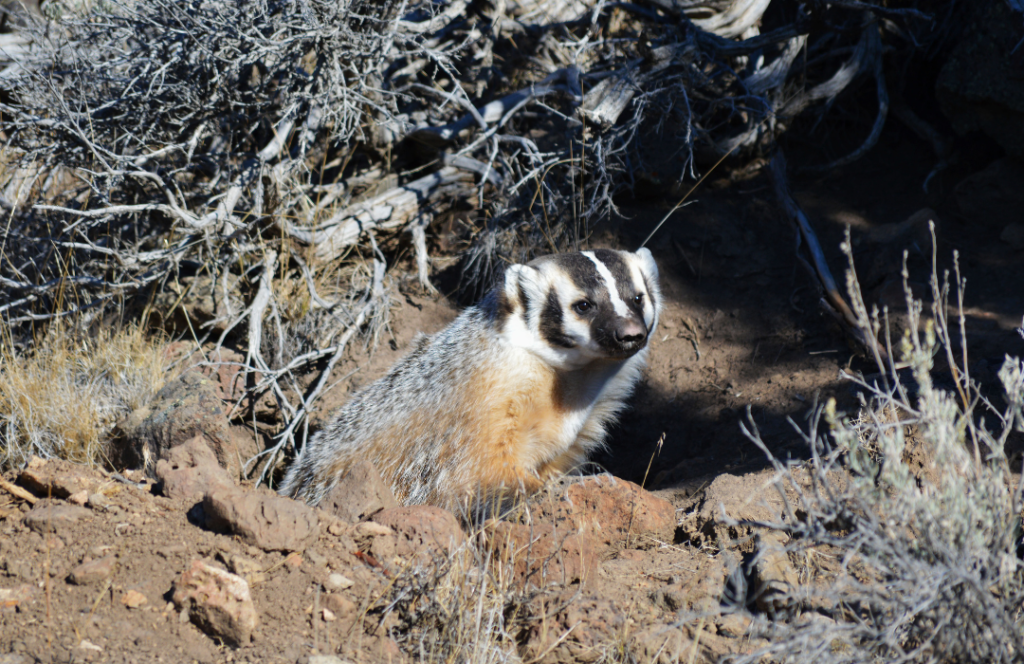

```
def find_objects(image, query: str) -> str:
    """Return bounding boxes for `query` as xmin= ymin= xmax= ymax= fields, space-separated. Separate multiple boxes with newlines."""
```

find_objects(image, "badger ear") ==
xmin=633 ymin=247 xmax=659 ymax=281
xmin=502 ymin=263 xmax=543 ymax=314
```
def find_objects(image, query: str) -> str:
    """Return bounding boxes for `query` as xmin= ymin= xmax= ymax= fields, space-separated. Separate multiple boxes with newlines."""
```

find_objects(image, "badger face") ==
xmin=498 ymin=248 xmax=661 ymax=370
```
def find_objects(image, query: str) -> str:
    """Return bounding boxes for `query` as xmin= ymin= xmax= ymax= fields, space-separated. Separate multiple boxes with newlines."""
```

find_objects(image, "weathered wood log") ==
xmin=281 ymin=166 xmax=476 ymax=261
xmin=579 ymin=43 xmax=696 ymax=129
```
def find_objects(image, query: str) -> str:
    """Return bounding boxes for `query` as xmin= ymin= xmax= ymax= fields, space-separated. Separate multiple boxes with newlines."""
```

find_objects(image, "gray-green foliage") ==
xmin=728 ymin=243 xmax=1024 ymax=663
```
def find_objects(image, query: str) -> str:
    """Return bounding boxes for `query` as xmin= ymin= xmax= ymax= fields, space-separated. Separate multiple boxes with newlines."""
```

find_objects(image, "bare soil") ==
xmin=2 ymin=122 xmax=1022 ymax=663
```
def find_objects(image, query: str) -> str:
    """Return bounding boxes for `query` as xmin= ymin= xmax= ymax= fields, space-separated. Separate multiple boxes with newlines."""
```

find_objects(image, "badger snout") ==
xmin=600 ymin=316 xmax=648 ymax=356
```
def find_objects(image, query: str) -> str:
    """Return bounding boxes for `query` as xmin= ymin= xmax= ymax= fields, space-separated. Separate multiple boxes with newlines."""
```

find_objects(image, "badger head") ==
xmin=496 ymin=248 xmax=661 ymax=370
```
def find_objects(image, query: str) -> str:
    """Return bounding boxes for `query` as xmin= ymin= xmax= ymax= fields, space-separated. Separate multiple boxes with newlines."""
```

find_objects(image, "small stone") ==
xmin=24 ymin=503 xmax=92 ymax=535
xmin=69 ymin=555 xmax=116 ymax=585
xmin=354 ymin=521 xmax=393 ymax=538
xmin=718 ymin=613 xmax=752 ymax=638
xmin=77 ymin=640 xmax=103 ymax=653
xmin=324 ymin=573 xmax=353 ymax=592
xmin=323 ymin=594 xmax=356 ymax=620
xmin=322 ymin=608 xmax=336 ymax=622
xmin=307 ymin=656 xmax=351 ymax=664
xmin=172 ymin=559 xmax=258 ymax=646
xmin=221 ymin=553 xmax=265 ymax=585
xmin=285 ymin=552 xmax=303 ymax=569
xmin=87 ymin=493 xmax=113 ymax=512
xmin=0 ymin=585 xmax=35 ymax=611
xmin=67 ymin=490 xmax=89 ymax=506
xmin=121 ymin=589 xmax=148 ymax=608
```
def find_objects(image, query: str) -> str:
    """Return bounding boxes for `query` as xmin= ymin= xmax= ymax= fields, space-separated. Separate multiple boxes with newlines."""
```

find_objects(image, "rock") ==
xmin=172 ymin=559 xmax=258 ymax=646
xmin=323 ymin=594 xmax=356 ymax=620
xmin=523 ymin=593 xmax=626 ymax=664
xmin=67 ymin=490 xmax=89 ymax=506
xmin=677 ymin=469 xmax=783 ymax=549
xmin=324 ymin=573 xmax=353 ymax=591
xmin=0 ymin=585 xmax=35 ymax=612
xmin=528 ymin=476 xmax=677 ymax=552
xmin=319 ymin=461 xmax=398 ymax=523
xmin=76 ymin=640 xmax=103 ymax=653
xmin=482 ymin=520 xmax=598 ymax=591
xmin=87 ymin=493 xmax=116 ymax=513
xmin=16 ymin=457 xmax=106 ymax=499
xmin=750 ymin=533 xmax=798 ymax=616
xmin=23 ymin=502 xmax=92 ymax=535
xmin=371 ymin=505 xmax=465 ymax=558
xmin=954 ymin=158 xmax=1024 ymax=227
xmin=1001 ymin=222 xmax=1024 ymax=251
xmin=121 ymin=589 xmax=148 ymax=608
xmin=351 ymin=521 xmax=398 ymax=564
xmin=162 ymin=345 xmax=276 ymax=418
xmin=155 ymin=435 xmax=234 ymax=502
xmin=203 ymin=485 xmax=319 ymax=552
xmin=114 ymin=371 xmax=257 ymax=477
xmin=68 ymin=555 xmax=116 ymax=585
xmin=220 ymin=553 xmax=266 ymax=586
xmin=936 ymin=1 xmax=1024 ymax=159
xmin=307 ymin=656 xmax=354 ymax=664
xmin=718 ymin=613 xmax=753 ymax=638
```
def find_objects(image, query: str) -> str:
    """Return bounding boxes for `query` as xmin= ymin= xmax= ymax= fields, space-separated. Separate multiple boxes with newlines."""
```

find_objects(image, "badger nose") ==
xmin=614 ymin=318 xmax=647 ymax=345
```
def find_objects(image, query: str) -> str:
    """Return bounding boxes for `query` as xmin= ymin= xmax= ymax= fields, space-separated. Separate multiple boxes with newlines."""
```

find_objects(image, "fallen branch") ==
xmin=0 ymin=476 xmax=37 ymax=504
xmin=279 ymin=166 xmax=477 ymax=260
xmin=770 ymin=151 xmax=889 ymax=362
xmin=406 ymin=67 xmax=582 ymax=146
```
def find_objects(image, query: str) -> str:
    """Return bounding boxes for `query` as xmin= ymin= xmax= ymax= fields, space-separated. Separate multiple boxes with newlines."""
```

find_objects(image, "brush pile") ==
xmin=0 ymin=0 xmax=955 ymax=474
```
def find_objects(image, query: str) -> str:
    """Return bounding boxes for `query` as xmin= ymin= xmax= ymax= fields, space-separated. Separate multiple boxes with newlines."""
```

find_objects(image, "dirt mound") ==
xmin=1 ymin=456 xmax=772 ymax=663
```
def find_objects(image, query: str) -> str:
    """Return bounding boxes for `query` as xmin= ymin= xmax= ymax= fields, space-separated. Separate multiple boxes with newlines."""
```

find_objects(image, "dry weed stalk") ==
xmin=723 ymin=233 xmax=1024 ymax=663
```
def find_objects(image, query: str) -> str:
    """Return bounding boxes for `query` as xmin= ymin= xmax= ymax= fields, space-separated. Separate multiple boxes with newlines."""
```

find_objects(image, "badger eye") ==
xmin=573 ymin=300 xmax=591 ymax=314
xmin=633 ymin=293 xmax=644 ymax=306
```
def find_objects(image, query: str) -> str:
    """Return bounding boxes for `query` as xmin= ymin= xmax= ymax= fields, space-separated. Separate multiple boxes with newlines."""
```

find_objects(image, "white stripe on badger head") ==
xmin=581 ymin=251 xmax=631 ymax=318
xmin=626 ymin=260 xmax=655 ymax=328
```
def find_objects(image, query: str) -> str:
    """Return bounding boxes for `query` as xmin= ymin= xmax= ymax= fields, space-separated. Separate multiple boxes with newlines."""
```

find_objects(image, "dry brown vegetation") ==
xmin=0 ymin=323 xmax=169 ymax=469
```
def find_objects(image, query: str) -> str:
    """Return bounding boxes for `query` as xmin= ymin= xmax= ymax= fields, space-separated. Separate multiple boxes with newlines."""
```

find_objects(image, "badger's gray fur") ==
xmin=279 ymin=248 xmax=661 ymax=510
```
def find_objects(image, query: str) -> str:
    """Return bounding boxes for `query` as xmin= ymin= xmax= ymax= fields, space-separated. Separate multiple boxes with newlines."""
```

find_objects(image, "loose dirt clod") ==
xmin=68 ymin=556 xmax=116 ymax=586
xmin=23 ymin=502 xmax=92 ymax=535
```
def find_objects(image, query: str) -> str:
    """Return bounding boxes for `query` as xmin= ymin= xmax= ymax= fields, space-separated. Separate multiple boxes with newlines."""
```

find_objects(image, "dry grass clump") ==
xmin=726 ymin=235 xmax=1024 ymax=663
xmin=370 ymin=535 xmax=527 ymax=663
xmin=0 ymin=323 xmax=169 ymax=471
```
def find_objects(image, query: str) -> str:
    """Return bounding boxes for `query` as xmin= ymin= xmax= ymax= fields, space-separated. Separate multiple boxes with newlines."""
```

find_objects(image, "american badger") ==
xmin=280 ymin=248 xmax=661 ymax=511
